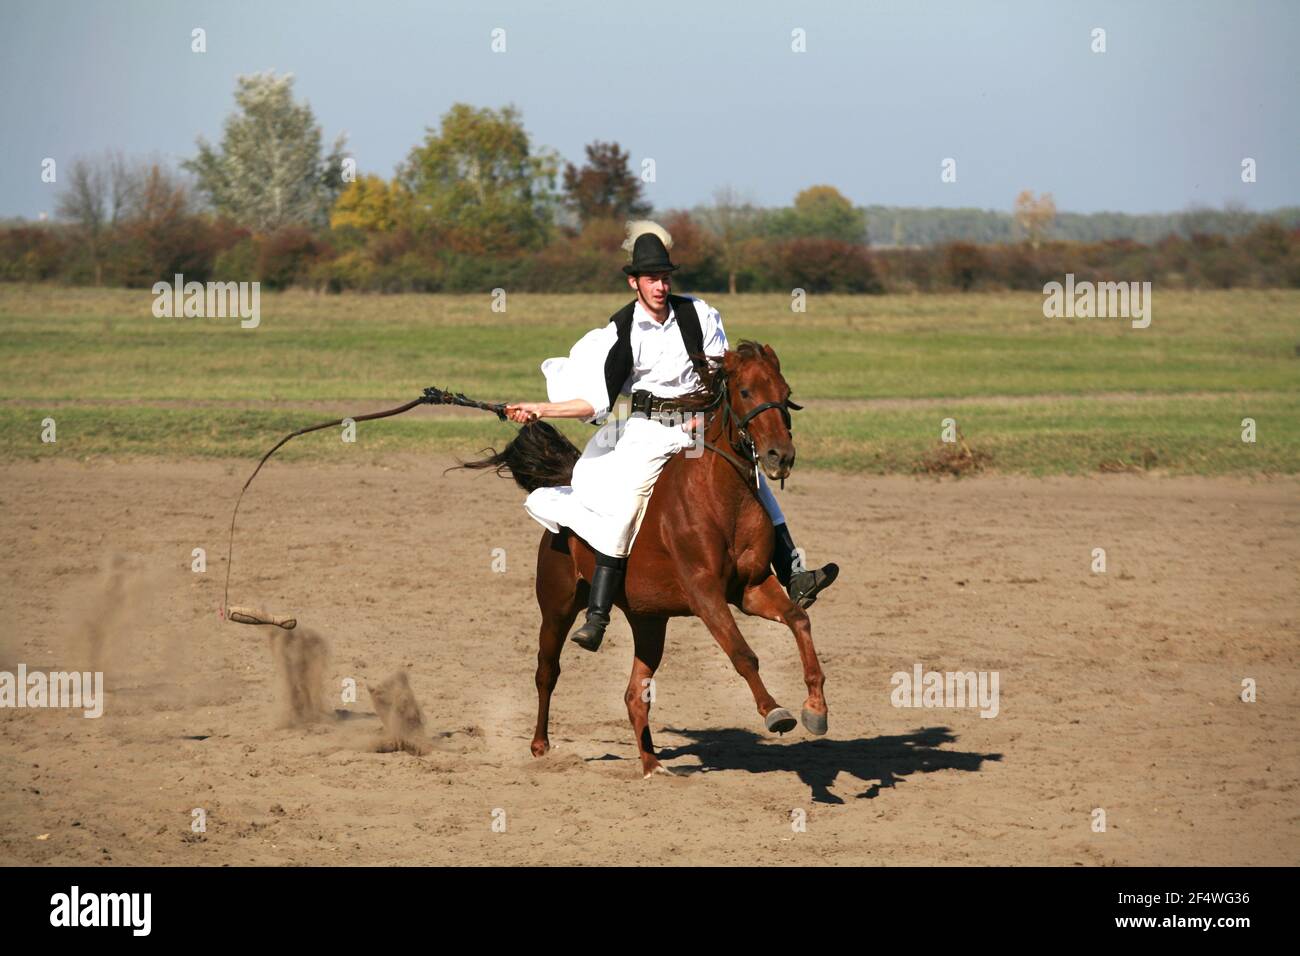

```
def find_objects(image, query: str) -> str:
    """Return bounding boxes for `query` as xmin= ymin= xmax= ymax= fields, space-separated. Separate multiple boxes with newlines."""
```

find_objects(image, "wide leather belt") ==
xmin=629 ymin=389 xmax=686 ymax=419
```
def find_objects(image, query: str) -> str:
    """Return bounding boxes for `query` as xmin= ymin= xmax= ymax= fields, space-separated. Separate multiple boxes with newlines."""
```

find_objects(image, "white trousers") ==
xmin=525 ymin=414 xmax=787 ymax=558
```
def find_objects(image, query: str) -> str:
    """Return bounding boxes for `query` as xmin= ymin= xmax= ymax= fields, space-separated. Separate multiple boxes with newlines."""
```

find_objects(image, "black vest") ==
xmin=601 ymin=295 xmax=706 ymax=416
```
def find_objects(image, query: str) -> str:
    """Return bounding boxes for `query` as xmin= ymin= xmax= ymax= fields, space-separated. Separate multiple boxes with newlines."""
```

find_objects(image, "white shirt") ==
xmin=540 ymin=295 xmax=728 ymax=425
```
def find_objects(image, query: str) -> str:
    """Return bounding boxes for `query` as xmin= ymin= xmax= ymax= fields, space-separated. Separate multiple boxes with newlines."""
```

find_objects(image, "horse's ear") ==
xmin=761 ymin=343 xmax=781 ymax=372
xmin=722 ymin=349 xmax=740 ymax=373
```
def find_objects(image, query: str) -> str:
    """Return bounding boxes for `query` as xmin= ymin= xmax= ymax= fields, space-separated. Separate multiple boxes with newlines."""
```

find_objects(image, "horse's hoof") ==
xmin=530 ymin=739 xmax=550 ymax=757
xmin=642 ymin=763 xmax=676 ymax=779
xmin=801 ymin=708 xmax=828 ymax=736
xmin=765 ymin=708 xmax=797 ymax=735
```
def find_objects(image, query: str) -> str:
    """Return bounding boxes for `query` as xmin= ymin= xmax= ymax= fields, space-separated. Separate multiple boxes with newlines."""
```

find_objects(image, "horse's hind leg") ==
xmin=532 ymin=532 xmax=582 ymax=757
xmin=624 ymin=612 xmax=669 ymax=778
xmin=743 ymin=575 xmax=828 ymax=735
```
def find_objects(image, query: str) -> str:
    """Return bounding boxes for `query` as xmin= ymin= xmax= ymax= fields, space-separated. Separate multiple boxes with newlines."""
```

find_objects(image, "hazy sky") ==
xmin=1 ymin=0 xmax=1296 ymax=219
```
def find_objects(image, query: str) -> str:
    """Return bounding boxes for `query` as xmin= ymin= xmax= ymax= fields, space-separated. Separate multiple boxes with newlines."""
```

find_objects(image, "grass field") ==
xmin=1 ymin=285 xmax=1297 ymax=474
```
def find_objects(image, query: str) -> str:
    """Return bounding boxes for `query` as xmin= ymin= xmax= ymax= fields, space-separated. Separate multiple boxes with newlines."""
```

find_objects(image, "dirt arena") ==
xmin=1 ymin=457 xmax=1296 ymax=866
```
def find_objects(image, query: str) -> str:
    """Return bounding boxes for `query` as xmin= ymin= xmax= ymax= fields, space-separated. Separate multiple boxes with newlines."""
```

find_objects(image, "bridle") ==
xmin=696 ymin=364 xmax=802 ymax=488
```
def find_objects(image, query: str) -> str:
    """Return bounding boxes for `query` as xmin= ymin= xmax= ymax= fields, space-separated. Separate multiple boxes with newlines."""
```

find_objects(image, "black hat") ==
xmin=623 ymin=232 xmax=679 ymax=275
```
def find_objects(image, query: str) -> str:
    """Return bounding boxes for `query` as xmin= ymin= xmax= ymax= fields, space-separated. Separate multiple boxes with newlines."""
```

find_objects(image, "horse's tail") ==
xmin=453 ymin=421 xmax=582 ymax=492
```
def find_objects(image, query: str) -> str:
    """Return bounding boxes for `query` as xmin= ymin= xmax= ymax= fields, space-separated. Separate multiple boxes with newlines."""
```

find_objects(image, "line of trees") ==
xmin=874 ymin=226 xmax=1300 ymax=293
xmin=2 ymin=71 xmax=1298 ymax=293
xmin=866 ymin=202 xmax=1300 ymax=247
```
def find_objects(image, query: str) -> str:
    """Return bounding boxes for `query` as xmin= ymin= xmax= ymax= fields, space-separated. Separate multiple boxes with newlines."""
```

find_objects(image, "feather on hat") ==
xmin=622 ymin=220 xmax=678 ymax=275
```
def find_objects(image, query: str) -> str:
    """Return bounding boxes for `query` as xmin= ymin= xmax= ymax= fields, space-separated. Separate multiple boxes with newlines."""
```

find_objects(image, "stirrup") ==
xmin=788 ymin=563 xmax=839 ymax=609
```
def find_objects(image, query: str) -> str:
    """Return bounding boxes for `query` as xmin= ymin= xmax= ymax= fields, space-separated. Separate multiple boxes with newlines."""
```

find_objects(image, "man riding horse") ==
xmin=504 ymin=221 xmax=839 ymax=652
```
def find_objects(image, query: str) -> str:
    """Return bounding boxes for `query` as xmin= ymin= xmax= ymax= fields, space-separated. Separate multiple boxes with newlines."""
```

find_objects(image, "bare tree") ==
xmin=697 ymin=185 xmax=759 ymax=294
xmin=56 ymin=150 xmax=140 ymax=285
xmin=106 ymin=151 xmax=141 ymax=223
xmin=56 ymin=151 xmax=195 ymax=284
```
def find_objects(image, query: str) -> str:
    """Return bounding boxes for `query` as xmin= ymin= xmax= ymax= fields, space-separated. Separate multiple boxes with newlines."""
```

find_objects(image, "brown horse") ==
xmin=463 ymin=341 xmax=828 ymax=777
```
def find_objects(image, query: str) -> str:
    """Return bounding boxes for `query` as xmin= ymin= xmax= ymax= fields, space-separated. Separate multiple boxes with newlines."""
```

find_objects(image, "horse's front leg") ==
xmin=687 ymin=577 xmax=796 ymax=734
xmin=742 ymin=575 xmax=828 ymax=735
xmin=624 ymin=612 xmax=670 ymax=777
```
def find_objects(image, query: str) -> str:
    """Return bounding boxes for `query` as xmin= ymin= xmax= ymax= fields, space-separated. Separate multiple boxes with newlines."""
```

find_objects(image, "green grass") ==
xmin=2 ymin=285 xmax=1297 ymax=474
xmin=798 ymin=395 xmax=1300 ymax=475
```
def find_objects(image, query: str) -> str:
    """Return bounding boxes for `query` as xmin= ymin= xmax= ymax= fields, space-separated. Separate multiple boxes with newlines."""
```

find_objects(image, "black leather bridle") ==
xmin=698 ymin=366 xmax=802 ymax=487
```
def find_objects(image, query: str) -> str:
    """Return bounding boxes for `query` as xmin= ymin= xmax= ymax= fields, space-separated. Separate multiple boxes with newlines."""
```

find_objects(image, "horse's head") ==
xmin=721 ymin=341 xmax=801 ymax=481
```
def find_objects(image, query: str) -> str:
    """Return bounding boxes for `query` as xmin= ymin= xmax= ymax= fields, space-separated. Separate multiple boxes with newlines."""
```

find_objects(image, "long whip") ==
xmin=222 ymin=386 xmax=506 ymax=628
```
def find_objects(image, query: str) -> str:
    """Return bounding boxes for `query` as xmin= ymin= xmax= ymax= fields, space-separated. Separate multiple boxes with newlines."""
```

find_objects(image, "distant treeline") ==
xmin=866 ymin=205 xmax=1300 ymax=247
xmin=3 ymin=72 xmax=1298 ymax=295
xmin=6 ymin=214 xmax=1298 ymax=294
xmin=871 ymin=226 xmax=1299 ymax=293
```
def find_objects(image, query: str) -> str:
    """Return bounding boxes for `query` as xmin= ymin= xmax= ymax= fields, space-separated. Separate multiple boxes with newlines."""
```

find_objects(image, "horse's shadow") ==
xmin=651 ymin=726 xmax=1002 ymax=804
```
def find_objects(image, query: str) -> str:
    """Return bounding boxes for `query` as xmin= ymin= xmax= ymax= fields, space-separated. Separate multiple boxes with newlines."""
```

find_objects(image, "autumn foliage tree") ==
xmin=766 ymin=185 xmax=867 ymax=244
xmin=330 ymin=174 xmax=409 ymax=234
xmin=562 ymin=140 xmax=651 ymax=226
xmin=1014 ymin=190 xmax=1057 ymax=248
xmin=113 ymin=164 xmax=213 ymax=284
xmin=399 ymin=103 xmax=558 ymax=256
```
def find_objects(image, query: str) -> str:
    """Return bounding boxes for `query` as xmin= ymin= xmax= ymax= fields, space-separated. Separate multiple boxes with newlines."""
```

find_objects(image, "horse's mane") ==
xmin=673 ymin=340 xmax=768 ymax=414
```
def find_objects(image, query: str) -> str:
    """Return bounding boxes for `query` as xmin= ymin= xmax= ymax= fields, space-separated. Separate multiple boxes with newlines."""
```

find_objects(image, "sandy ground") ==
xmin=0 ymin=457 xmax=1296 ymax=866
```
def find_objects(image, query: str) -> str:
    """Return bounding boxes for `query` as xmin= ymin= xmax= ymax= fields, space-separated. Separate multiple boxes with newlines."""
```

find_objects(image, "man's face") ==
xmin=630 ymin=272 xmax=672 ymax=311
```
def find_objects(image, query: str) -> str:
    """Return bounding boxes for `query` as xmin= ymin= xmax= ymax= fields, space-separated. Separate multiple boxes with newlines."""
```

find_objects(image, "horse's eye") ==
xmin=740 ymin=388 xmax=750 ymax=398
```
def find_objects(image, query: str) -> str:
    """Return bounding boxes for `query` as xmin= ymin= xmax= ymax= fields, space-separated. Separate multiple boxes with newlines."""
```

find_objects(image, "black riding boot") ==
xmin=569 ymin=552 xmax=626 ymax=652
xmin=771 ymin=522 xmax=839 ymax=610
